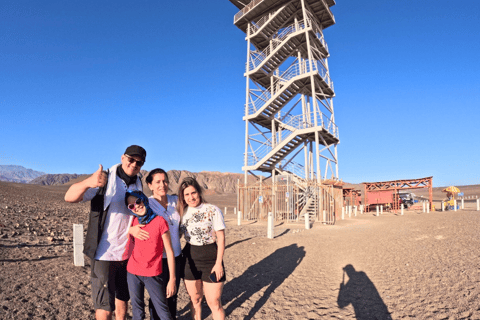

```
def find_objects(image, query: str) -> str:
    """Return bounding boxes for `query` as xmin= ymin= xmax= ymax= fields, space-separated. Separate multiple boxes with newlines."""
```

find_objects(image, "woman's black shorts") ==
xmin=183 ymin=243 xmax=226 ymax=283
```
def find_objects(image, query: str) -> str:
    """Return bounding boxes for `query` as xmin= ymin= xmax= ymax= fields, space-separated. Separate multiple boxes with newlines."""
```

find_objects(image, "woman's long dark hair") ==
xmin=177 ymin=177 xmax=205 ymax=217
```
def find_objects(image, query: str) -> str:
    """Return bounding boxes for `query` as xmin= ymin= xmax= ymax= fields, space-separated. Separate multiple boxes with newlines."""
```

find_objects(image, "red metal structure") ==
xmin=362 ymin=177 xmax=433 ymax=212
xmin=343 ymin=188 xmax=361 ymax=207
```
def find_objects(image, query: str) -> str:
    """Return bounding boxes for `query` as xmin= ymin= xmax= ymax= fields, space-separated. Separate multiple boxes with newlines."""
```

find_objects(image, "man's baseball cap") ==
xmin=124 ymin=145 xmax=146 ymax=162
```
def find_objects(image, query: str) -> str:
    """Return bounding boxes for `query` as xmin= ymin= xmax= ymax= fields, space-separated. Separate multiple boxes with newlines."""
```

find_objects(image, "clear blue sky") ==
xmin=1 ymin=0 xmax=479 ymax=187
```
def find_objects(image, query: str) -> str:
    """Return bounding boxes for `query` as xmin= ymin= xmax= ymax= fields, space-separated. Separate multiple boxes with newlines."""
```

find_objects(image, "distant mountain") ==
xmin=160 ymin=170 xmax=257 ymax=195
xmin=29 ymin=174 xmax=87 ymax=186
xmin=51 ymin=169 xmax=256 ymax=194
xmin=0 ymin=165 xmax=256 ymax=193
xmin=0 ymin=165 xmax=46 ymax=183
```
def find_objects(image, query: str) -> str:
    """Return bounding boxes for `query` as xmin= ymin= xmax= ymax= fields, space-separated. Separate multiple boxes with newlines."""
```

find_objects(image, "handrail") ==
xmin=247 ymin=59 xmax=333 ymax=115
xmin=282 ymin=161 xmax=307 ymax=180
xmin=245 ymin=111 xmax=338 ymax=167
xmin=250 ymin=11 xmax=270 ymax=34
xmin=247 ymin=18 xmax=327 ymax=72
xmin=234 ymin=0 xmax=264 ymax=23
xmin=249 ymin=2 xmax=291 ymax=34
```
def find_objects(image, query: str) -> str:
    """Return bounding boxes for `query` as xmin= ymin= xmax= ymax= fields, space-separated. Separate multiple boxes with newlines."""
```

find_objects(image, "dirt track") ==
xmin=1 ymin=181 xmax=480 ymax=319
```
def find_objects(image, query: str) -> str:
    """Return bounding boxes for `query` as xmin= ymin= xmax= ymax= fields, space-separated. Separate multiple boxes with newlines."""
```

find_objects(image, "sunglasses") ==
xmin=128 ymin=198 xmax=142 ymax=210
xmin=125 ymin=154 xmax=145 ymax=167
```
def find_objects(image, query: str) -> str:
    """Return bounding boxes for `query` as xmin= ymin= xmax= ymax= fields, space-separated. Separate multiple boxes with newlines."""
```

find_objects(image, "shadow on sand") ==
xmin=179 ymin=244 xmax=305 ymax=319
xmin=223 ymin=243 xmax=305 ymax=319
xmin=225 ymin=237 xmax=253 ymax=250
xmin=337 ymin=264 xmax=392 ymax=320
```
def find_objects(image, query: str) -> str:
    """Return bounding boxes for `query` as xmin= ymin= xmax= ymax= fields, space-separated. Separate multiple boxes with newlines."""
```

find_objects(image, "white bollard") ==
xmin=225 ymin=207 xmax=227 ymax=215
xmin=349 ymin=206 xmax=351 ymax=218
xmin=461 ymin=199 xmax=464 ymax=209
xmin=267 ymin=212 xmax=274 ymax=239
xmin=380 ymin=205 xmax=383 ymax=215
xmin=73 ymin=224 xmax=84 ymax=267
xmin=238 ymin=211 xmax=242 ymax=225
xmin=234 ymin=207 xmax=237 ymax=215
xmin=342 ymin=207 xmax=345 ymax=220
xmin=427 ymin=203 xmax=430 ymax=213
xmin=360 ymin=205 xmax=364 ymax=215
xmin=442 ymin=201 xmax=444 ymax=212
xmin=354 ymin=206 xmax=357 ymax=217
xmin=477 ymin=199 xmax=479 ymax=211
xmin=401 ymin=204 xmax=404 ymax=215
xmin=376 ymin=205 xmax=379 ymax=216
xmin=454 ymin=200 xmax=457 ymax=212
xmin=323 ymin=210 xmax=326 ymax=223
xmin=423 ymin=202 xmax=426 ymax=213
xmin=305 ymin=213 xmax=310 ymax=230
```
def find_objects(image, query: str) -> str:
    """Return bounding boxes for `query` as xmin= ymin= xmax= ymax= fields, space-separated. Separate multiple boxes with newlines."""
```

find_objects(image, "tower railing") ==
xmin=245 ymin=111 xmax=338 ymax=166
xmin=247 ymin=59 xmax=333 ymax=115
xmin=246 ymin=18 xmax=327 ymax=72
xmin=234 ymin=0 xmax=264 ymax=23
xmin=249 ymin=2 xmax=291 ymax=35
xmin=234 ymin=0 xmax=333 ymax=25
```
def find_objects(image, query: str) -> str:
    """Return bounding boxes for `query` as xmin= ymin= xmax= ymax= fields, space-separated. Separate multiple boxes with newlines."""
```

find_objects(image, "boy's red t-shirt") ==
xmin=124 ymin=215 xmax=169 ymax=277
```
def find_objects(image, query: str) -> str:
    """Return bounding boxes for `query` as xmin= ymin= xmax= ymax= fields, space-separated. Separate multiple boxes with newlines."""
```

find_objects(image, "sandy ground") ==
xmin=1 ymin=181 xmax=480 ymax=319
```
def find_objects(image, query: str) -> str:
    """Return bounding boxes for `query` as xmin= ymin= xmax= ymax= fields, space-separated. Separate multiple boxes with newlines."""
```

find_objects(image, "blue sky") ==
xmin=1 ymin=0 xmax=479 ymax=187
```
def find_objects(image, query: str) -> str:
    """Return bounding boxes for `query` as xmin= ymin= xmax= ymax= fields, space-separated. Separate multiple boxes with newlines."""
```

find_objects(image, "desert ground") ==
xmin=1 ymin=181 xmax=480 ymax=319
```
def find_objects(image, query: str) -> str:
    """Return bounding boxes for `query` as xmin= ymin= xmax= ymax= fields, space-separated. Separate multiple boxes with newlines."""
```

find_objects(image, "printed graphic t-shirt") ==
xmin=181 ymin=203 xmax=225 ymax=246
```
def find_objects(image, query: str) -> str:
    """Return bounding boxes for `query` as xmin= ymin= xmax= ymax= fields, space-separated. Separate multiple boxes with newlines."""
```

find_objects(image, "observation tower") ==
xmin=230 ymin=0 xmax=341 ymax=224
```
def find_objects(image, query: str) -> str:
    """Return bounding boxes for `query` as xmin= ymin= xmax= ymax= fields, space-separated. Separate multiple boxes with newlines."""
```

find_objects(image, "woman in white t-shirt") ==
xmin=178 ymin=177 xmax=226 ymax=320
xmin=129 ymin=168 xmax=183 ymax=320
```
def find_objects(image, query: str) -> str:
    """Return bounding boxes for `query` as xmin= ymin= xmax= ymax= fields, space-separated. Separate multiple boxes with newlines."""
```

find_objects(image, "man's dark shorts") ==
xmin=91 ymin=259 xmax=130 ymax=311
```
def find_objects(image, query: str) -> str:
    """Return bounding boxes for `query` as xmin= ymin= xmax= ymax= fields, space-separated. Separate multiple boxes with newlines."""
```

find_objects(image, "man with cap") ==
xmin=65 ymin=145 xmax=147 ymax=320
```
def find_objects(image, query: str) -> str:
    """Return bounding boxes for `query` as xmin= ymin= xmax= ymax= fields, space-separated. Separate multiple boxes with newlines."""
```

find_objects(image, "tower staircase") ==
xmin=230 ymin=0 xmax=339 ymax=224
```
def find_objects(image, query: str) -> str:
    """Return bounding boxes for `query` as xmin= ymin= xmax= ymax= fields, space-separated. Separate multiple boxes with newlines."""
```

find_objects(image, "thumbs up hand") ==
xmin=87 ymin=164 xmax=107 ymax=188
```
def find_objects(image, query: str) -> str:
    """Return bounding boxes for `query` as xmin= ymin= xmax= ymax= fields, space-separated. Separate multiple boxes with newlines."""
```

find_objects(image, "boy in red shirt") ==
xmin=124 ymin=190 xmax=176 ymax=320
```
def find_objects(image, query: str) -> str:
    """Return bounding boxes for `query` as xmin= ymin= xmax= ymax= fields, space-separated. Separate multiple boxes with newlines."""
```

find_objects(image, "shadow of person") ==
xmin=222 ymin=243 xmax=305 ymax=319
xmin=337 ymin=264 xmax=392 ymax=320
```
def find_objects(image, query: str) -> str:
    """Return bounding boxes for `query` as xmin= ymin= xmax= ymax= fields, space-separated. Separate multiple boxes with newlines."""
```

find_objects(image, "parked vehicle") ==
xmin=399 ymin=193 xmax=415 ymax=208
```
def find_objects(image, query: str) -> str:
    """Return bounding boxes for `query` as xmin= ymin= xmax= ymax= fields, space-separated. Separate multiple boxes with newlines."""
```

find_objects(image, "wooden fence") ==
xmin=237 ymin=180 xmax=342 ymax=224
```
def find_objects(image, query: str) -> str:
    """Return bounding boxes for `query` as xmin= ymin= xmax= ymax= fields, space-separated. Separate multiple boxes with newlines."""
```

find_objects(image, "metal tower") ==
xmin=230 ymin=0 xmax=338 ymax=184
xmin=230 ymin=0 xmax=340 ymax=224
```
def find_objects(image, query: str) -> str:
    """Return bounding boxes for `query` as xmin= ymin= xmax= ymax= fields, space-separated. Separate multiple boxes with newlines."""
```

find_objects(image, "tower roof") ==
xmin=230 ymin=0 xmax=336 ymax=33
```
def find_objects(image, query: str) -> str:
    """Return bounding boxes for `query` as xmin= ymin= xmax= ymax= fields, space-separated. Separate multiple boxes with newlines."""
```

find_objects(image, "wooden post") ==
xmin=267 ymin=212 xmax=274 ymax=239
xmin=401 ymin=204 xmax=404 ymax=215
xmin=238 ymin=211 xmax=242 ymax=226
xmin=236 ymin=179 xmax=240 ymax=217
xmin=73 ymin=224 xmax=84 ymax=267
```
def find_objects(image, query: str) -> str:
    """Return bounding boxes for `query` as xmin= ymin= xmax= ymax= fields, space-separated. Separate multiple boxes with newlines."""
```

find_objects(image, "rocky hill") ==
xmin=25 ymin=169 xmax=257 ymax=194
xmin=161 ymin=170 xmax=257 ymax=195
xmin=0 ymin=165 xmax=45 ymax=183
xmin=29 ymin=174 xmax=87 ymax=186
